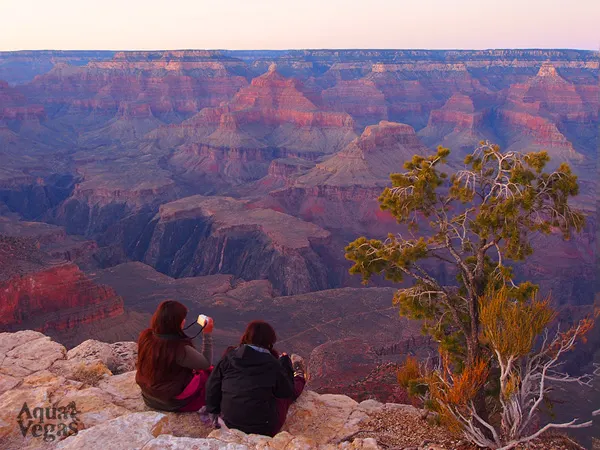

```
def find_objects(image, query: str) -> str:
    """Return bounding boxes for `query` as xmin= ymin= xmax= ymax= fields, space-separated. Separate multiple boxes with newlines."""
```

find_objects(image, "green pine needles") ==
xmin=345 ymin=141 xmax=584 ymax=365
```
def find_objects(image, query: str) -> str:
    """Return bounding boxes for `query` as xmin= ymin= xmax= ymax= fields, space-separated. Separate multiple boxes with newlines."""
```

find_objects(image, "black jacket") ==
xmin=205 ymin=345 xmax=295 ymax=436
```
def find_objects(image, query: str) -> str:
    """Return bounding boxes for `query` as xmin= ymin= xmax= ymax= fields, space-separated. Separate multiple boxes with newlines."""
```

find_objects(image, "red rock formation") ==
xmin=129 ymin=195 xmax=334 ymax=295
xmin=24 ymin=51 xmax=248 ymax=118
xmin=252 ymin=158 xmax=315 ymax=191
xmin=322 ymin=79 xmax=388 ymax=125
xmin=0 ymin=218 xmax=104 ymax=332
xmin=0 ymin=81 xmax=46 ymax=122
xmin=173 ymin=66 xmax=354 ymax=133
xmin=222 ymin=64 xmax=356 ymax=132
xmin=493 ymin=63 xmax=592 ymax=162
xmin=0 ymin=49 xmax=595 ymax=325
xmin=418 ymin=93 xmax=493 ymax=155
xmin=156 ymin=67 xmax=357 ymax=186
xmin=362 ymin=62 xmax=492 ymax=128
xmin=0 ymin=263 xmax=124 ymax=332
xmin=264 ymin=121 xmax=425 ymax=233
xmin=233 ymin=64 xmax=316 ymax=111
xmin=495 ymin=109 xmax=583 ymax=161
xmin=505 ymin=63 xmax=595 ymax=120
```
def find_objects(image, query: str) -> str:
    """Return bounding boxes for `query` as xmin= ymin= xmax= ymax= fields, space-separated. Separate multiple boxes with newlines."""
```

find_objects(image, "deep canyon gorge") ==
xmin=0 ymin=50 xmax=598 ymax=437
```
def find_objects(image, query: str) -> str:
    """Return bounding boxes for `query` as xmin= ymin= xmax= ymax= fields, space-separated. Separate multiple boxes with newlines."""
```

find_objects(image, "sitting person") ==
xmin=135 ymin=300 xmax=214 ymax=412
xmin=205 ymin=320 xmax=305 ymax=436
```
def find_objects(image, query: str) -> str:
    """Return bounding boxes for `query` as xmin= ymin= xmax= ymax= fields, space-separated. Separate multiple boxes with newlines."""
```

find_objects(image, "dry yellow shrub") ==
xmin=71 ymin=361 xmax=112 ymax=387
xmin=397 ymin=355 xmax=421 ymax=387
xmin=480 ymin=289 xmax=555 ymax=359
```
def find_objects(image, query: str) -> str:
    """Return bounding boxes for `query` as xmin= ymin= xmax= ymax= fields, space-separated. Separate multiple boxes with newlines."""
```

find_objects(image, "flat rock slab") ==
xmin=56 ymin=411 xmax=169 ymax=450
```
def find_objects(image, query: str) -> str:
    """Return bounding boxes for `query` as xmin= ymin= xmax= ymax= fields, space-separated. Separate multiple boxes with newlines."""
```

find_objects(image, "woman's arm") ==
xmin=176 ymin=333 xmax=213 ymax=370
xmin=201 ymin=333 xmax=213 ymax=365
xmin=176 ymin=344 xmax=210 ymax=370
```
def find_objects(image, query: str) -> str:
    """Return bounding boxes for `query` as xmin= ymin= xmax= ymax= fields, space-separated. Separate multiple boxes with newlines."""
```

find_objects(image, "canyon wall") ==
xmin=0 ymin=48 xmax=596 ymax=349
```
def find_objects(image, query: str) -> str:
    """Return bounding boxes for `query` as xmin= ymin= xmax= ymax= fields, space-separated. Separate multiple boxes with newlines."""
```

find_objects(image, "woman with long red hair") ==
xmin=136 ymin=300 xmax=214 ymax=412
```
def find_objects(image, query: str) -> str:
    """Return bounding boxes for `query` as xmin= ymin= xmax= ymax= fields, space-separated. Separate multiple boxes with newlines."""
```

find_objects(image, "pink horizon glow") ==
xmin=1 ymin=0 xmax=599 ymax=51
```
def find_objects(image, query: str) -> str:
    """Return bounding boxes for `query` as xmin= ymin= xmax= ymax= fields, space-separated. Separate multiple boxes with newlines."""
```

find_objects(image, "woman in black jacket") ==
xmin=205 ymin=320 xmax=305 ymax=436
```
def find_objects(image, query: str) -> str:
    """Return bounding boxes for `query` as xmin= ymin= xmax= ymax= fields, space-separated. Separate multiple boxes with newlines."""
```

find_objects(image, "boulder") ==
xmin=66 ymin=339 xmax=137 ymax=374
xmin=282 ymin=391 xmax=364 ymax=442
xmin=142 ymin=434 xmax=248 ymax=449
xmin=0 ymin=331 xmax=66 ymax=378
xmin=0 ymin=373 xmax=20 ymax=396
xmin=97 ymin=371 xmax=146 ymax=412
xmin=57 ymin=387 xmax=130 ymax=428
xmin=55 ymin=411 xmax=169 ymax=450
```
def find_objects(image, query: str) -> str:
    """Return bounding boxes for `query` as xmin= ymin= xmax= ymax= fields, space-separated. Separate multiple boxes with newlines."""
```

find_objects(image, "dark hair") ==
xmin=240 ymin=320 xmax=277 ymax=350
xmin=136 ymin=300 xmax=193 ymax=385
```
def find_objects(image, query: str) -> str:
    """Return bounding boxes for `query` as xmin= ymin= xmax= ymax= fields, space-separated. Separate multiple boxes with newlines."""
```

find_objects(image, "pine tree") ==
xmin=345 ymin=141 xmax=585 ymax=421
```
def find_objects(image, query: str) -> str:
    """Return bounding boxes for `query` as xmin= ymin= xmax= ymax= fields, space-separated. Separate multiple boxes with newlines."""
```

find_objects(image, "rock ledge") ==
xmin=0 ymin=331 xmax=449 ymax=450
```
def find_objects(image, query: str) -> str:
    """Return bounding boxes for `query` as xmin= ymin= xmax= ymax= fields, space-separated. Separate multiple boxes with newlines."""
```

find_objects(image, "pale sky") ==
xmin=1 ymin=0 xmax=599 ymax=51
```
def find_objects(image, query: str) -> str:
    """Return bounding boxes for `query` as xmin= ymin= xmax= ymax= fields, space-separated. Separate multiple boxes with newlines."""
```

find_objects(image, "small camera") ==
xmin=197 ymin=314 xmax=209 ymax=327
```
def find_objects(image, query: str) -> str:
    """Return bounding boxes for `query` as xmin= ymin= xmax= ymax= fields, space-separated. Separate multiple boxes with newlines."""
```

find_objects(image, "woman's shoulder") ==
xmin=223 ymin=345 xmax=237 ymax=357
xmin=214 ymin=346 xmax=237 ymax=366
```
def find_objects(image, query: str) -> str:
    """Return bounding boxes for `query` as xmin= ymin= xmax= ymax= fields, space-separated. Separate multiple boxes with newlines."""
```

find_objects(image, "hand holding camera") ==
xmin=197 ymin=314 xmax=214 ymax=333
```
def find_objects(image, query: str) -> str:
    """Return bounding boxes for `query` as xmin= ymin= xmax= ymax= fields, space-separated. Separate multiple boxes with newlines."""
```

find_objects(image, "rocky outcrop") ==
xmin=0 ymin=173 xmax=76 ymax=221
xmin=252 ymin=158 xmax=315 ymax=191
xmin=52 ymin=156 xmax=178 ymax=236
xmin=152 ymin=67 xmax=357 ymax=187
xmin=418 ymin=94 xmax=493 ymax=156
xmin=493 ymin=63 xmax=593 ymax=163
xmin=0 ymin=218 xmax=116 ymax=342
xmin=322 ymin=80 xmax=388 ymax=126
xmin=2 ymin=331 xmax=580 ymax=449
xmin=267 ymin=121 xmax=426 ymax=232
xmin=494 ymin=108 xmax=584 ymax=162
xmin=126 ymin=196 xmax=334 ymax=295
xmin=0 ymin=263 xmax=124 ymax=333
xmin=0 ymin=331 xmax=459 ymax=450
xmin=0 ymin=331 xmax=144 ymax=449
xmin=24 ymin=51 xmax=249 ymax=121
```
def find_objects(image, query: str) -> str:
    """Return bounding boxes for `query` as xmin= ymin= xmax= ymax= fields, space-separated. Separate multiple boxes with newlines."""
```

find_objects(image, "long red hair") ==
xmin=137 ymin=300 xmax=193 ymax=385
